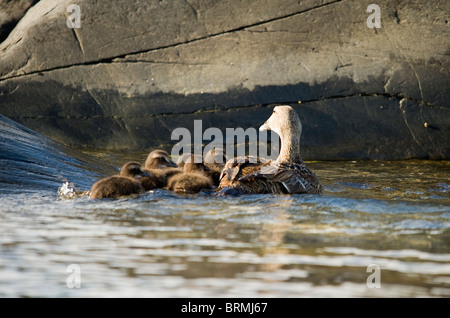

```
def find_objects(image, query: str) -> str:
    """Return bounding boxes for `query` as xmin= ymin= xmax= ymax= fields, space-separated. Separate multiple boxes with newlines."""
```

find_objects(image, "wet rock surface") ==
xmin=0 ymin=0 xmax=449 ymax=159
xmin=0 ymin=114 xmax=113 ymax=193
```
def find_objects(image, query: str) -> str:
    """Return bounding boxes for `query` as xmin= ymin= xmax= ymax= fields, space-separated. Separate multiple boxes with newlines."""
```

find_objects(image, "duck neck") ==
xmin=276 ymin=129 xmax=303 ymax=164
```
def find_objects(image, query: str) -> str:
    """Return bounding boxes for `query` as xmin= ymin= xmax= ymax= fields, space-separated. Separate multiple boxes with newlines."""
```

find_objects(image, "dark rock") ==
xmin=0 ymin=0 xmax=448 ymax=159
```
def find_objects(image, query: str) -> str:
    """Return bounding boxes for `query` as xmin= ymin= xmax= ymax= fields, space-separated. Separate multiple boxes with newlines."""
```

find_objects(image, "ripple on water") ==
xmin=1 ymin=160 xmax=449 ymax=297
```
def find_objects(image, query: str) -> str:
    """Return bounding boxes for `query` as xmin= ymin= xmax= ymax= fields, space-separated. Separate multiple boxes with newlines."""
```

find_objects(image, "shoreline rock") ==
xmin=0 ymin=0 xmax=448 ymax=159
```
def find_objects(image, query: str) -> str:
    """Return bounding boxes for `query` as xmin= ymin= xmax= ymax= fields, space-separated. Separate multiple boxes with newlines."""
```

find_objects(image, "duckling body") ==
xmin=218 ymin=106 xmax=322 ymax=195
xmin=167 ymin=155 xmax=213 ymax=193
xmin=168 ymin=172 xmax=213 ymax=193
xmin=142 ymin=149 xmax=179 ymax=190
xmin=90 ymin=162 xmax=149 ymax=199
xmin=90 ymin=176 xmax=144 ymax=199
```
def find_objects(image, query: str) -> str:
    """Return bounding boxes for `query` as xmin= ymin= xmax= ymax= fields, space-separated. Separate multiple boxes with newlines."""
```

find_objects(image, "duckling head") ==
xmin=145 ymin=150 xmax=178 ymax=169
xmin=259 ymin=105 xmax=302 ymax=139
xmin=120 ymin=162 xmax=151 ymax=178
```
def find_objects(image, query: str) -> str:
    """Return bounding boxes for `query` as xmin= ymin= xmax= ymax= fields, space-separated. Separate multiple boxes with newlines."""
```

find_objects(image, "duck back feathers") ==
xmin=235 ymin=160 xmax=322 ymax=194
xmin=219 ymin=157 xmax=321 ymax=195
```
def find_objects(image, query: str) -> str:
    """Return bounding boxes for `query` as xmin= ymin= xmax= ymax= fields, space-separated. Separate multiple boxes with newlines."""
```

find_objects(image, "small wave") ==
xmin=57 ymin=182 xmax=89 ymax=199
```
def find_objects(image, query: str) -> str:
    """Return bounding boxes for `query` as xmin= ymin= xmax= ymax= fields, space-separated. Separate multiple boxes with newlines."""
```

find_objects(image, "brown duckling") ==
xmin=166 ymin=155 xmax=213 ymax=193
xmin=204 ymin=147 xmax=228 ymax=186
xmin=218 ymin=105 xmax=322 ymax=195
xmin=89 ymin=161 xmax=150 ymax=199
xmin=142 ymin=149 xmax=179 ymax=190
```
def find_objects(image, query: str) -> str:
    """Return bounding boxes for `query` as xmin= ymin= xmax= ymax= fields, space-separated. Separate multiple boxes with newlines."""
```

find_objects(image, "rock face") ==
xmin=0 ymin=0 xmax=449 ymax=159
xmin=0 ymin=0 xmax=38 ymax=43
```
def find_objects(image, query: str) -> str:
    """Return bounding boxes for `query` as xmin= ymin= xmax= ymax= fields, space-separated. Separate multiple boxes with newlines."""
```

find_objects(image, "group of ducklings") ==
xmin=89 ymin=149 xmax=227 ymax=199
xmin=89 ymin=105 xmax=322 ymax=199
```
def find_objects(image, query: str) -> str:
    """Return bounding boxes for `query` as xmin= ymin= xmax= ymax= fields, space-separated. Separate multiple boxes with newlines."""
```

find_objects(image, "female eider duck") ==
xmin=89 ymin=161 xmax=150 ymax=199
xmin=141 ymin=149 xmax=178 ymax=190
xmin=218 ymin=105 xmax=322 ymax=195
xmin=167 ymin=154 xmax=213 ymax=193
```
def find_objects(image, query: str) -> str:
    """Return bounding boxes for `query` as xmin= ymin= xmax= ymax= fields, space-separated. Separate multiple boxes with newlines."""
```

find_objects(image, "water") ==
xmin=1 ymin=152 xmax=449 ymax=298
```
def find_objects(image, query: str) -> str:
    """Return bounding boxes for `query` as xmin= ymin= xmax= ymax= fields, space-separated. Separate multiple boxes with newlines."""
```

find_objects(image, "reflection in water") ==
xmin=0 ymin=158 xmax=449 ymax=297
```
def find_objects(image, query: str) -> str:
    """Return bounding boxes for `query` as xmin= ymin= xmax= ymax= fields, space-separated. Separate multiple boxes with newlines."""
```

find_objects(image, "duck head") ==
xmin=259 ymin=105 xmax=303 ymax=163
xmin=120 ymin=162 xmax=151 ymax=178
xmin=259 ymin=105 xmax=302 ymax=138
xmin=145 ymin=149 xmax=178 ymax=169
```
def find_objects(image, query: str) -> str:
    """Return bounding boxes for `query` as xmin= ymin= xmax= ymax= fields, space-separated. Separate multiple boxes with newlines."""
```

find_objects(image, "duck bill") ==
xmin=162 ymin=156 xmax=178 ymax=168
xmin=259 ymin=122 xmax=270 ymax=132
xmin=139 ymin=169 xmax=151 ymax=177
xmin=167 ymin=160 xmax=178 ymax=168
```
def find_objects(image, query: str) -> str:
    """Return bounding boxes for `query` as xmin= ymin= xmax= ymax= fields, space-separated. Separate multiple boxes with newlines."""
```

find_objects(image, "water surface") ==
xmin=1 ymin=157 xmax=449 ymax=297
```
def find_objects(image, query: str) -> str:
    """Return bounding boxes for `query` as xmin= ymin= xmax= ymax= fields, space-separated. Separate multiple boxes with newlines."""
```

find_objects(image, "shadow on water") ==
xmin=0 ymin=115 xmax=449 ymax=297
